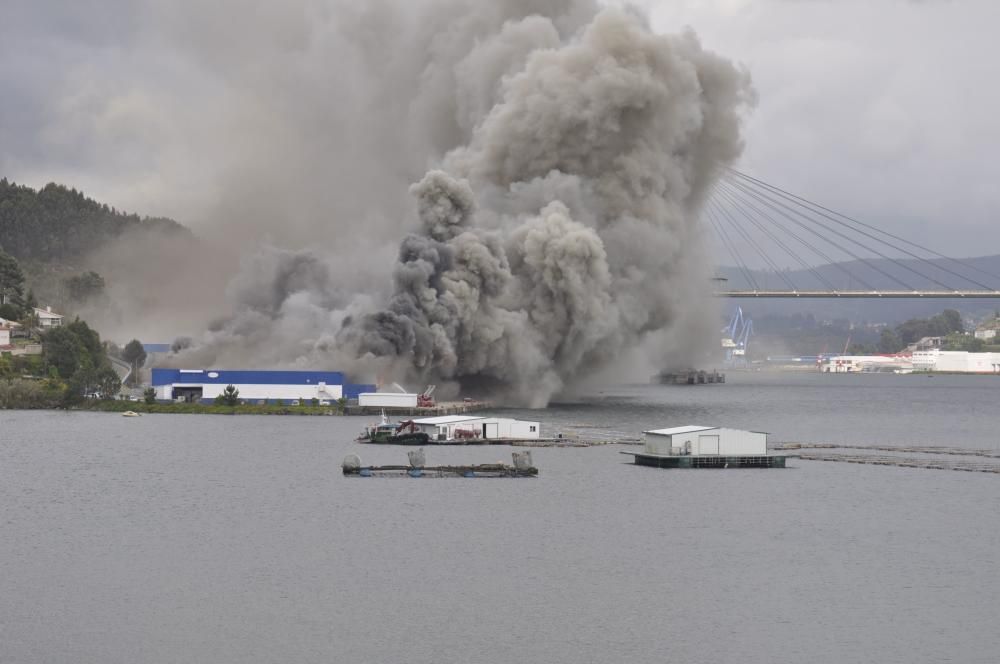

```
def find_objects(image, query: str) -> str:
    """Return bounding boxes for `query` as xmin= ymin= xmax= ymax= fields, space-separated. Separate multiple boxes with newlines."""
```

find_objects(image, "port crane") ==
xmin=721 ymin=306 xmax=753 ymax=366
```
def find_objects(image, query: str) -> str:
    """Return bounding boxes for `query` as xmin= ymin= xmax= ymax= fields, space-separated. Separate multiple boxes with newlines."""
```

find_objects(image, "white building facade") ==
xmin=912 ymin=350 xmax=1000 ymax=373
xmin=33 ymin=306 xmax=63 ymax=328
xmin=358 ymin=392 xmax=419 ymax=408
xmin=644 ymin=425 xmax=767 ymax=456
xmin=409 ymin=415 xmax=540 ymax=441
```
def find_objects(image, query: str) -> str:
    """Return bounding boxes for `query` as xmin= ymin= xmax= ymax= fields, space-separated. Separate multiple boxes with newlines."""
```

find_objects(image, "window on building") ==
xmin=529 ymin=425 xmax=536 ymax=432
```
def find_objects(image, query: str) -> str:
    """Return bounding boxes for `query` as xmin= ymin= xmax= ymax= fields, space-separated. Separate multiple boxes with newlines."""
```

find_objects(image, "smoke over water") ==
xmin=170 ymin=2 xmax=754 ymax=406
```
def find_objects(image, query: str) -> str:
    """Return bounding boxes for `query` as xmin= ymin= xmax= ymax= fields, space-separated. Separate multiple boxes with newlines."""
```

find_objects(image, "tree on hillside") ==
xmin=42 ymin=319 xmax=109 ymax=380
xmin=895 ymin=309 xmax=965 ymax=346
xmin=0 ymin=248 xmax=26 ymax=315
xmin=942 ymin=332 xmax=985 ymax=352
xmin=64 ymin=271 xmax=106 ymax=303
xmin=878 ymin=328 xmax=903 ymax=354
xmin=121 ymin=339 xmax=147 ymax=386
xmin=43 ymin=327 xmax=91 ymax=379
xmin=0 ymin=179 xmax=190 ymax=263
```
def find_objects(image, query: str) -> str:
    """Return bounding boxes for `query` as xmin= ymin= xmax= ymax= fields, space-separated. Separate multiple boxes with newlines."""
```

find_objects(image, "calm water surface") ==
xmin=1 ymin=372 xmax=998 ymax=663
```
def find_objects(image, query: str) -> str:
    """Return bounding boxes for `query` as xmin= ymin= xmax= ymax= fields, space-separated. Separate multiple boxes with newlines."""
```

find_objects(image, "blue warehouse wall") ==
xmin=343 ymin=383 xmax=376 ymax=400
xmin=152 ymin=368 xmax=346 ymax=387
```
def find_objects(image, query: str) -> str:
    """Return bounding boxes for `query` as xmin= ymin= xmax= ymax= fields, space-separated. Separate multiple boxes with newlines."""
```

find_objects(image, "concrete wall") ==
xmin=0 ymin=328 xmax=9 ymax=345
xmin=358 ymin=393 xmax=419 ymax=408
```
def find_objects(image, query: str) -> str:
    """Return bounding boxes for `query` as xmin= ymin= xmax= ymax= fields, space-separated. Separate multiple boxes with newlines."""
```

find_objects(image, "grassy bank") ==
xmin=79 ymin=400 xmax=345 ymax=415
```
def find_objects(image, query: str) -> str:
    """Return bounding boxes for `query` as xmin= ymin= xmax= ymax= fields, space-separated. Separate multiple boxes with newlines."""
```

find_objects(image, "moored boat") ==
xmin=357 ymin=411 xmax=430 ymax=445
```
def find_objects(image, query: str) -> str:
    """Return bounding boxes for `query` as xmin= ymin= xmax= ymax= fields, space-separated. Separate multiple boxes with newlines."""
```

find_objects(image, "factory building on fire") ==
xmin=151 ymin=369 xmax=375 ymax=404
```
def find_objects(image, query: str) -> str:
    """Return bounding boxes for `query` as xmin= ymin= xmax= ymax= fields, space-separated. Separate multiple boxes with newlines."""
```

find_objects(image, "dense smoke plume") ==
xmin=149 ymin=1 xmax=754 ymax=405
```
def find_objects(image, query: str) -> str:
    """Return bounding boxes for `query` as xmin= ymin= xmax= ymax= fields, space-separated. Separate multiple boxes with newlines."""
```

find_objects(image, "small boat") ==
xmin=356 ymin=411 xmax=429 ymax=445
xmin=121 ymin=411 xmax=141 ymax=417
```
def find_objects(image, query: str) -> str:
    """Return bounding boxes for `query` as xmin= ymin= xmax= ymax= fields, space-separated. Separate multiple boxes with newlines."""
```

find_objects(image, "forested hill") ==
xmin=0 ymin=178 xmax=190 ymax=263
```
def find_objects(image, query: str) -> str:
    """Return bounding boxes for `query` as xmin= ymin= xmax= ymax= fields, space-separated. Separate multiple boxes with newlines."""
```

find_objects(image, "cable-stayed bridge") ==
xmin=708 ymin=169 xmax=1000 ymax=299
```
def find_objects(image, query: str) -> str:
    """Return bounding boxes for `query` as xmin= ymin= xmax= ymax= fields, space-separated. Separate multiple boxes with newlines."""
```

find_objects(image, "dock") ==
xmin=622 ymin=451 xmax=786 ymax=468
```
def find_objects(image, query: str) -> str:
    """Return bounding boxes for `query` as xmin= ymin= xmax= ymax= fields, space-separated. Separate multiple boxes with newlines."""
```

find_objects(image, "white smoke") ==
xmin=168 ymin=2 xmax=754 ymax=406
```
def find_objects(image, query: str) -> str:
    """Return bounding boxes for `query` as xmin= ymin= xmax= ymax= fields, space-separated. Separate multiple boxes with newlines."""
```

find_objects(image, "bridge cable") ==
xmin=704 ymin=206 xmax=760 ymax=290
xmin=726 ymin=169 xmax=999 ymax=289
xmin=718 ymin=179 xmax=892 ymax=290
xmin=723 ymin=176 xmax=930 ymax=290
xmin=707 ymin=196 xmax=798 ymax=290
xmin=713 ymin=183 xmax=848 ymax=290
xmin=715 ymin=182 xmax=869 ymax=290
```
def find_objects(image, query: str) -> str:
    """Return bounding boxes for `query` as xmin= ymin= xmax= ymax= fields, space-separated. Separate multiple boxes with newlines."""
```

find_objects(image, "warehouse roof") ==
xmin=644 ymin=425 xmax=716 ymax=436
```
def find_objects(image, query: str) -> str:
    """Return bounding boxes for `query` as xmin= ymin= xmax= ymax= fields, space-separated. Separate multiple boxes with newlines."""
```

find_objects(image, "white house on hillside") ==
xmin=33 ymin=306 xmax=63 ymax=328
xmin=0 ymin=324 xmax=11 ymax=347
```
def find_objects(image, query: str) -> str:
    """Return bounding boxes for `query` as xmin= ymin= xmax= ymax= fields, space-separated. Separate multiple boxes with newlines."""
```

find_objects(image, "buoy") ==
xmin=342 ymin=454 xmax=362 ymax=473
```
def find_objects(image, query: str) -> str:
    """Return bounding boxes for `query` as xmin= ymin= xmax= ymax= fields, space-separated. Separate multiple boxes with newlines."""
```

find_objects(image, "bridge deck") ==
xmin=716 ymin=290 xmax=1000 ymax=299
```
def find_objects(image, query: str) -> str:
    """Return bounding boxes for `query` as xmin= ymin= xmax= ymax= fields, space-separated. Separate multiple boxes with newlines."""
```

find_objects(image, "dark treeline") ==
xmin=0 ymin=178 xmax=189 ymax=263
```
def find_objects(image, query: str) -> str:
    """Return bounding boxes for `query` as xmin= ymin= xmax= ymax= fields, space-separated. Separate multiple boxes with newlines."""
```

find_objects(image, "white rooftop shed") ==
xmin=358 ymin=392 xmax=419 ymax=408
xmin=644 ymin=425 xmax=766 ymax=456
xmin=411 ymin=416 xmax=540 ymax=441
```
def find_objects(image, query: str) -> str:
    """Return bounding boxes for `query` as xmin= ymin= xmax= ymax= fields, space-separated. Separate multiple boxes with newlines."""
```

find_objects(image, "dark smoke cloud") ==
xmin=332 ymin=6 xmax=752 ymax=405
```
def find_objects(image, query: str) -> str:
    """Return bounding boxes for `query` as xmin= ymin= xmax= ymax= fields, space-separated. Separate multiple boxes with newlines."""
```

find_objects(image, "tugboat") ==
xmin=357 ymin=411 xmax=430 ymax=445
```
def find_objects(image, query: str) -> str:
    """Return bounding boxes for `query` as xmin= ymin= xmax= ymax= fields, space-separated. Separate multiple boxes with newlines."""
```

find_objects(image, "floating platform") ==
xmin=342 ymin=450 xmax=538 ymax=478
xmin=344 ymin=463 xmax=538 ymax=478
xmin=622 ymin=451 xmax=786 ymax=469
xmin=652 ymin=369 xmax=725 ymax=385
xmin=358 ymin=437 xmax=562 ymax=447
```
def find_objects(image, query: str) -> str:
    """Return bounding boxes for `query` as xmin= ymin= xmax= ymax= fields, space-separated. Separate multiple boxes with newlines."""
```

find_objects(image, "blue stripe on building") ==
xmin=152 ymin=369 xmax=346 ymax=386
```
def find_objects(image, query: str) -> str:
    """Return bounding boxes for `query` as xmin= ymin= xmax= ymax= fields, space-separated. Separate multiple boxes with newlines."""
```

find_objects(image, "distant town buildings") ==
xmin=907 ymin=336 xmax=943 ymax=352
xmin=974 ymin=318 xmax=999 ymax=341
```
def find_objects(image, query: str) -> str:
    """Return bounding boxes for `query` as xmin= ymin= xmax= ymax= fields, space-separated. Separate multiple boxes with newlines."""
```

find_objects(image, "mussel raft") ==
xmin=342 ymin=449 xmax=538 ymax=478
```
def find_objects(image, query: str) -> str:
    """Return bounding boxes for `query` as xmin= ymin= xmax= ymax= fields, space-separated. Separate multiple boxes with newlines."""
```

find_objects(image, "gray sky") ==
xmin=649 ymin=0 xmax=1000 ymax=261
xmin=2 ymin=0 xmax=999 ymax=260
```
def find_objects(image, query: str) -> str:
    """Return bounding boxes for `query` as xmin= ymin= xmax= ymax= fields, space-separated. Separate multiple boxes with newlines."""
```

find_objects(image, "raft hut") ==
xmin=622 ymin=425 xmax=785 ymax=469
xmin=409 ymin=415 xmax=541 ymax=442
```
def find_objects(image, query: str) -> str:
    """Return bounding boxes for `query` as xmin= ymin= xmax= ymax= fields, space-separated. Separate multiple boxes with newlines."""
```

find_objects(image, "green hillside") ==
xmin=0 ymin=178 xmax=189 ymax=263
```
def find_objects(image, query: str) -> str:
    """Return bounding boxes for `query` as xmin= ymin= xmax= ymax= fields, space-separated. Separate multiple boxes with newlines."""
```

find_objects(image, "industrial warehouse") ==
xmin=151 ymin=369 xmax=374 ymax=404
